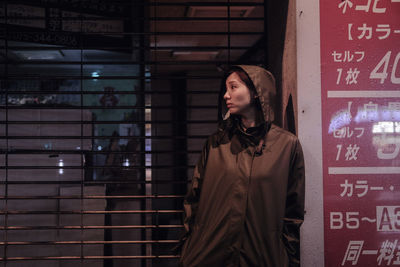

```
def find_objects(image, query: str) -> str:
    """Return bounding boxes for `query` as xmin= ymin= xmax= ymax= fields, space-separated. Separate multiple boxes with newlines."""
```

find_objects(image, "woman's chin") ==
xmin=228 ymin=108 xmax=239 ymax=115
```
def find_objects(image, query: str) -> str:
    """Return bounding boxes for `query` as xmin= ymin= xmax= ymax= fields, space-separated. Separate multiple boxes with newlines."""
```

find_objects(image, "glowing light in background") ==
xmin=123 ymin=158 xmax=130 ymax=167
xmin=58 ymin=159 xmax=64 ymax=175
xmin=329 ymin=109 xmax=352 ymax=133
xmin=92 ymin=71 xmax=100 ymax=81
xmin=329 ymin=101 xmax=400 ymax=134
xmin=91 ymin=71 xmax=100 ymax=78
xmin=372 ymin=121 xmax=400 ymax=133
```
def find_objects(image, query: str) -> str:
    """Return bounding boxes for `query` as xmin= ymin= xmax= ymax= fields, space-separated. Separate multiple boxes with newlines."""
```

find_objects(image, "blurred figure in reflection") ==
xmin=100 ymin=86 xmax=119 ymax=107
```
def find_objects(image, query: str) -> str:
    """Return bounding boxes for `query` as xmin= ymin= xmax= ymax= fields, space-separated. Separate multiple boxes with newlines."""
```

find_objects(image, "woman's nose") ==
xmin=223 ymin=91 xmax=230 ymax=100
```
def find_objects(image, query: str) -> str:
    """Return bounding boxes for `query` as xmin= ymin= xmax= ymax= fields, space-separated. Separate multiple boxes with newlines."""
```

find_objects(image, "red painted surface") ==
xmin=320 ymin=1 xmax=400 ymax=266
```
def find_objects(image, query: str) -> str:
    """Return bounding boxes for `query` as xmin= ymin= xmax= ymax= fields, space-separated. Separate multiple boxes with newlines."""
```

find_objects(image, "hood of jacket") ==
xmin=218 ymin=64 xmax=277 ymax=124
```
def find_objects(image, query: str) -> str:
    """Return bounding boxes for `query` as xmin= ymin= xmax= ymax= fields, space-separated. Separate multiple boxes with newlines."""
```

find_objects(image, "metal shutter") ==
xmin=0 ymin=1 xmax=267 ymax=266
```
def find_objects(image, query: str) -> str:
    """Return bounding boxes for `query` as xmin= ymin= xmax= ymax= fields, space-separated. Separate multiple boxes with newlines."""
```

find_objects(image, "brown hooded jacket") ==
xmin=178 ymin=65 xmax=305 ymax=267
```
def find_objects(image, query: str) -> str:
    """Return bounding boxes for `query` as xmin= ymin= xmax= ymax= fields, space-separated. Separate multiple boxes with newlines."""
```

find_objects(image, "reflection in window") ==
xmin=372 ymin=121 xmax=400 ymax=133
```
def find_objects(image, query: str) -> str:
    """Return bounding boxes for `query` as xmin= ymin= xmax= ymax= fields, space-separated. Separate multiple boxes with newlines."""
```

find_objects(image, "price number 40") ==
xmin=370 ymin=51 xmax=400 ymax=84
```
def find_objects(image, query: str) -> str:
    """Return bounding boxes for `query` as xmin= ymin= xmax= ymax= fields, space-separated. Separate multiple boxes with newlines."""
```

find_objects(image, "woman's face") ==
xmin=224 ymin=72 xmax=253 ymax=115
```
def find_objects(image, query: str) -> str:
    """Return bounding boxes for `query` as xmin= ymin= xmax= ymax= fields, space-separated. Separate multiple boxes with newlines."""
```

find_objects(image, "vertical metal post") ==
xmin=3 ymin=1 xmax=8 ymax=265
xmin=79 ymin=4 xmax=85 ymax=266
xmin=138 ymin=1 xmax=150 ymax=266
xmin=264 ymin=0 xmax=269 ymax=66
xmin=228 ymin=0 xmax=231 ymax=66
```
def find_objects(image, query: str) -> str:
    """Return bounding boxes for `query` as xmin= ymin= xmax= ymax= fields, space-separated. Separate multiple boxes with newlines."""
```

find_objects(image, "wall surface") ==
xmin=296 ymin=0 xmax=325 ymax=266
xmin=282 ymin=0 xmax=297 ymax=134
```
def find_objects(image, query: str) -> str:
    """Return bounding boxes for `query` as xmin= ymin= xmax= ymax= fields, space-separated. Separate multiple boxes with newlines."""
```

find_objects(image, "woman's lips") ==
xmin=226 ymin=103 xmax=234 ymax=108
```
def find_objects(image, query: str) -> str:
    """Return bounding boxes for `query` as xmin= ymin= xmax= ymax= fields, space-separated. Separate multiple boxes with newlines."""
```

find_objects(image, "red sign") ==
xmin=320 ymin=1 xmax=400 ymax=266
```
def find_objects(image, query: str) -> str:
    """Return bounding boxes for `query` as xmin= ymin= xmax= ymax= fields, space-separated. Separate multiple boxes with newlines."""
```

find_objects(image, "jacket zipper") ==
xmin=236 ymin=149 xmax=256 ymax=261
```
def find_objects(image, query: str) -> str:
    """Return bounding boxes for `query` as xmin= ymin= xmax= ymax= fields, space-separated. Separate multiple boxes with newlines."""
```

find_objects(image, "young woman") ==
xmin=178 ymin=65 xmax=305 ymax=267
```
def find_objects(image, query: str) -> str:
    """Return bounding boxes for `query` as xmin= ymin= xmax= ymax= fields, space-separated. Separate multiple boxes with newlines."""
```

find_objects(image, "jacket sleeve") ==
xmin=282 ymin=138 xmax=305 ymax=266
xmin=173 ymin=137 xmax=210 ymax=255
